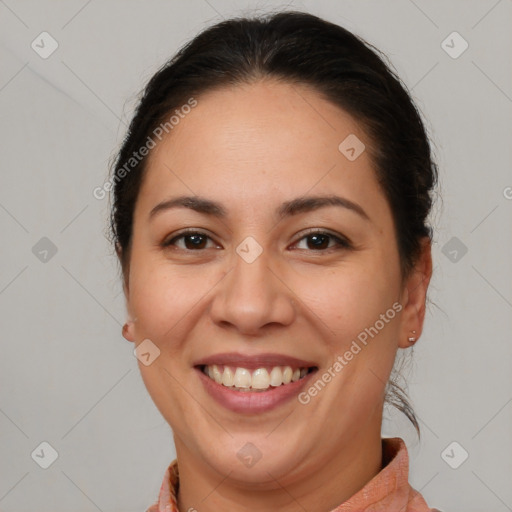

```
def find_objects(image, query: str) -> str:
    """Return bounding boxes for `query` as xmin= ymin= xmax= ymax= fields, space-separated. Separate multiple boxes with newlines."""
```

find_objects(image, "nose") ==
xmin=209 ymin=248 xmax=296 ymax=336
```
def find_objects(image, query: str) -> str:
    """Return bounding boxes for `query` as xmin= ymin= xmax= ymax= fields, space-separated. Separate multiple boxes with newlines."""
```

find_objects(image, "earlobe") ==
xmin=122 ymin=316 xmax=136 ymax=342
xmin=397 ymin=238 xmax=433 ymax=348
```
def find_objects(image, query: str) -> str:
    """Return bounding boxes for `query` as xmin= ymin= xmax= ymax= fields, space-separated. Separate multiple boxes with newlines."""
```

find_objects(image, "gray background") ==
xmin=1 ymin=1 xmax=511 ymax=511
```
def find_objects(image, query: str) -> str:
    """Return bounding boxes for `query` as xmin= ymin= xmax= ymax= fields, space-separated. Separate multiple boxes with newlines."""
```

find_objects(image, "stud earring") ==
xmin=408 ymin=330 xmax=417 ymax=343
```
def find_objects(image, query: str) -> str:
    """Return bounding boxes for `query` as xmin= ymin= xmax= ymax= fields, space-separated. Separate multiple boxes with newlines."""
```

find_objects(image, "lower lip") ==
xmin=196 ymin=367 xmax=317 ymax=414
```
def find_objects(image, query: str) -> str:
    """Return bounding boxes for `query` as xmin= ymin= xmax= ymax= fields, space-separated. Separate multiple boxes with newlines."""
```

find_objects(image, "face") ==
xmin=122 ymin=79 xmax=431 ymax=486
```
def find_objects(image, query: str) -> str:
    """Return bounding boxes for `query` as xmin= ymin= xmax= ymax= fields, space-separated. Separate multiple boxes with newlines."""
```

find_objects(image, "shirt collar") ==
xmin=147 ymin=437 xmax=433 ymax=512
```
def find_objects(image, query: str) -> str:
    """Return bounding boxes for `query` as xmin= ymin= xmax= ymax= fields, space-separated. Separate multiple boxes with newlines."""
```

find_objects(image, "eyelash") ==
xmin=162 ymin=228 xmax=352 ymax=252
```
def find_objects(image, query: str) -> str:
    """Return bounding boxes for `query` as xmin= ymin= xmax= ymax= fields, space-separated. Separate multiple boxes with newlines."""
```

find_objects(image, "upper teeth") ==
xmin=203 ymin=365 xmax=309 ymax=391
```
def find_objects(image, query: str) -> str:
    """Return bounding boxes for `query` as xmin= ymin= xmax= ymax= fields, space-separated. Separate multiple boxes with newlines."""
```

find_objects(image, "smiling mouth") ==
xmin=198 ymin=364 xmax=317 ymax=392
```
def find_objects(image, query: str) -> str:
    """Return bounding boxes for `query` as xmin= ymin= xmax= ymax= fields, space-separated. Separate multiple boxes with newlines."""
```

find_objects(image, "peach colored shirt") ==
xmin=146 ymin=437 xmax=441 ymax=512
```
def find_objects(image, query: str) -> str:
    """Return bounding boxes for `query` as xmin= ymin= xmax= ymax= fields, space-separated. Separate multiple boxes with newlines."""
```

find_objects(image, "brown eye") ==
xmin=163 ymin=231 xmax=218 ymax=250
xmin=305 ymin=233 xmax=330 ymax=250
xmin=293 ymin=230 xmax=351 ymax=251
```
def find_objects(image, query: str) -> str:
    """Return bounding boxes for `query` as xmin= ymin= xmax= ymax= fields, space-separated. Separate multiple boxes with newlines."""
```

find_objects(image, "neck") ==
xmin=174 ymin=420 xmax=383 ymax=511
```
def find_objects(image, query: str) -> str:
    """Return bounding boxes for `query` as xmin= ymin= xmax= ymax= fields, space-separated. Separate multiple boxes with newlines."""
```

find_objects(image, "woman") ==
xmin=109 ymin=10 xmax=441 ymax=512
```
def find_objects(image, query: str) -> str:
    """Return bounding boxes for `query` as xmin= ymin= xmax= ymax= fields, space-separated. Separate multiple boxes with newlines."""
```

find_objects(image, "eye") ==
xmin=292 ymin=229 xmax=351 ymax=251
xmin=162 ymin=228 xmax=351 ymax=252
xmin=162 ymin=230 xmax=219 ymax=251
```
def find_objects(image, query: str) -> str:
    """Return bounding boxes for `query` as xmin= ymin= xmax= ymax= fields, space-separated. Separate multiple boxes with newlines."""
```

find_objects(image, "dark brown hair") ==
xmin=109 ymin=10 xmax=438 ymax=436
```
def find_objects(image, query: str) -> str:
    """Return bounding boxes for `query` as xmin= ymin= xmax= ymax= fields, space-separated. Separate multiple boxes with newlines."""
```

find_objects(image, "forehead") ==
xmin=137 ymin=79 xmax=388 ymax=222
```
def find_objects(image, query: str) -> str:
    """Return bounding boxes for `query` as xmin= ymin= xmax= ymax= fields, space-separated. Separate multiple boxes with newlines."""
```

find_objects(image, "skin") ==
xmin=121 ymin=79 xmax=432 ymax=512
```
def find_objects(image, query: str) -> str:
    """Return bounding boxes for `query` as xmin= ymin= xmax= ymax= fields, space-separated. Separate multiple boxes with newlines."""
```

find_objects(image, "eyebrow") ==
xmin=149 ymin=194 xmax=370 ymax=222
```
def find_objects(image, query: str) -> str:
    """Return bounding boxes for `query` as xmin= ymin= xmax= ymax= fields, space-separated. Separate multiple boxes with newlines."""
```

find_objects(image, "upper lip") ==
xmin=193 ymin=352 xmax=318 ymax=370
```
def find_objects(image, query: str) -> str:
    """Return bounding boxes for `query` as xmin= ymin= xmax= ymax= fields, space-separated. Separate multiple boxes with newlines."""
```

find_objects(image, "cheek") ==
xmin=296 ymin=261 xmax=400 ymax=345
xmin=131 ymin=275 xmax=187 ymax=333
xmin=128 ymin=259 xmax=221 ymax=345
xmin=298 ymin=267 xmax=399 ymax=416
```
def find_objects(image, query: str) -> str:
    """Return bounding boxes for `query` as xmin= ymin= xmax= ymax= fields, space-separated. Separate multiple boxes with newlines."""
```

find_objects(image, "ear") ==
xmin=397 ymin=237 xmax=433 ymax=348
xmin=122 ymin=288 xmax=137 ymax=343
xmin=116 ymin=243 xmax=136 ymax=343
xmin=122 ymin=315 xmax=137 ymax=343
